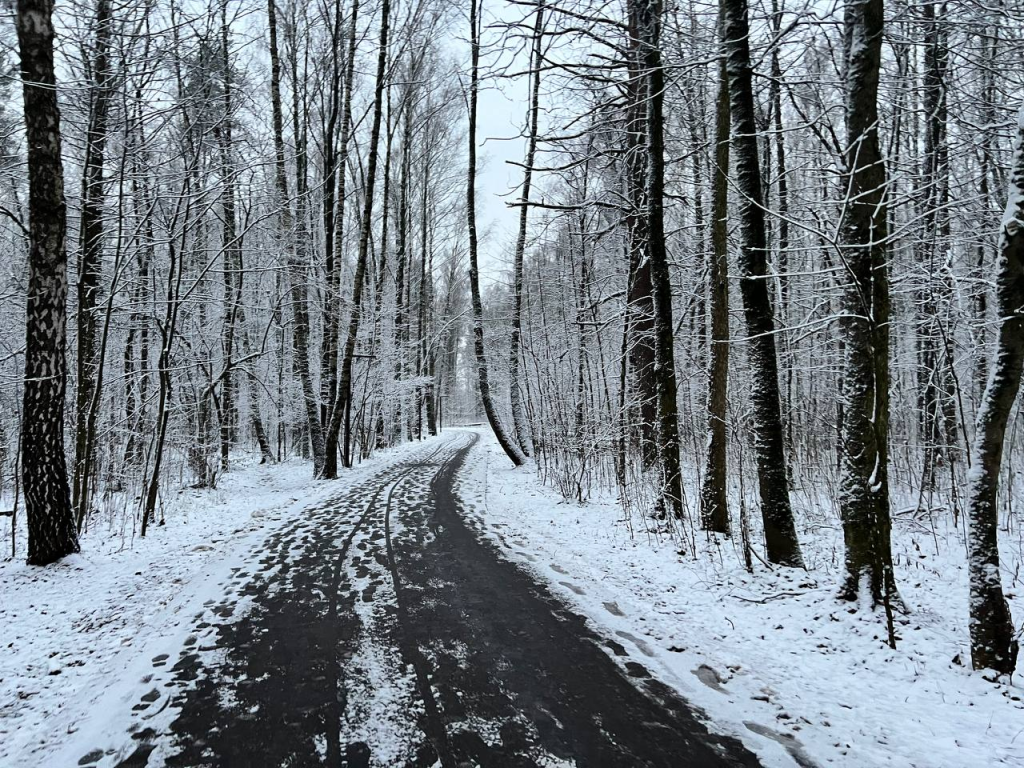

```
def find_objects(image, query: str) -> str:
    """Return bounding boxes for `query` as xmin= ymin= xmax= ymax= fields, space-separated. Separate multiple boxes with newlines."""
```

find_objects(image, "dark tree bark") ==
xmin=267 ymin=0 xmax=325 ymax=476
xmin=323 ymin=0 xmax=359 ymax=472
xmin=721 ymin=0 xmax=802 ymax=565
xmin=769 ymin=0 xmax=793 ymax=453
xmin=699 ymin=24 xmax=731 ymax=535
xmin=319 ymin=0 xmax=344 ymax=430
xmin=395 ymin=93 xmax=413 ymax=442
xmin=623 ymin=30 xmax=658 ymax=471
xmin=18 ymin=0 xmax=80 ymax=564
xmin=330 ymin=0 xmax=390 ymax=472
xmin=218 ymin=0 xmax=239 ymax=472
xmin=414 ymin=149 xmax=431 ymax=440
xmin=916 ymin=0 xmax=956 ymax=493
xmin=973 ymin=21 xmax=999 ymax=398
xmin=963 ymin=105 xmax=1024 ymax=678
xmin=633 ymin=0 xmax=683 ymax=519
xmin=242 ymin=326 xmax=276 ymax=464
xmin=837 ymin=0 xmax=897 ymax=604
xmin=467 ymin=0 xmax=526 ymax=467
xmin=508 ymin=1 xmax=544 ymax=458
xmin=73 ymin=0 xmax=113 ymax=531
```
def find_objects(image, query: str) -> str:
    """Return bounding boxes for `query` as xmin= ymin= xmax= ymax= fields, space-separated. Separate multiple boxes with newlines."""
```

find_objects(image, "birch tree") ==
xmin=17 ymin=0 xmax=80 ymax=565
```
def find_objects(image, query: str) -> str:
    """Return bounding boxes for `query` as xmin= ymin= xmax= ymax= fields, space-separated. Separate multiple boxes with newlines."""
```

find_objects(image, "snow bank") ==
xmin=458 ymin=429 xmax=1024 ymax=768
xmin=0 ymin=443 xmax=428 ymax=767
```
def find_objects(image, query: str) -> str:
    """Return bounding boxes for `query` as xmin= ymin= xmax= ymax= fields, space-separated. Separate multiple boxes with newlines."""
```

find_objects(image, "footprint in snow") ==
xmin=602 ymin=601 xmax=625 ymax=617
xmin=615 ymin=630 xmax=655 ymax=658
xmin=77 ymin=748 xmax=105 ymax=765
xmin=559 ymin=581 xmax=585 ymax=596
xmin=693 ymin=664 xmax=728 ymax=693
xmin=744 ymin=722 xmax=820 ymax=768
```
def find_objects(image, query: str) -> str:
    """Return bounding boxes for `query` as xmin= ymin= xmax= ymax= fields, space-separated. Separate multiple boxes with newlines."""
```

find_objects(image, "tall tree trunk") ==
xmin=963 ymin=105 xmax=1024 ymax=678
xmin=73 ymin=0 xmax=113 ymax=531
xmin=973 ymin=19 xmax=999 ymax=399
xmin=415 ymin=152 xmax=431 ymax=440
xmin=699 ymin=22 xmax=731 ymax=535
xmin=322 ymin=0 xmax=359 ymax=469
xmin=837 ymin=0 xmax=897 ymax=603
xmin=218 ymin=0 xmax=239 ymax=472
xmin=721 ymin=0 xmax=802 ymax=565
xmin=467 ymin=0 xmax=526 ymax=467
xmin=623 ymin=34 xmax=658 ymax=471
xmin=319 ymin=0 xmax=343 ymax=430
xmin=508 ymin=1 xmax=544 ymax=458
xmin=395 ymin=94 xmax=412 ymax=443
xmin=330 ymin=0 xmax=390 ymax=472
xmin=267 ymin=0 xmax=325 ymax=476
xmin=770 ymin=0 xmax=793 ymax=454
xmin=634 ymin=0 xmax=683 ymax=519
xmin=124 ymin=166 xmax=152 ymax=468
xmin=421 ymin=172 xmax=437 ymax=437
xmin=917 ymin=0 xmax=954 ymax=487
xmin=323 ymin=0 xmax=359 ymax=471
xmin=18 ymin=0 xmax=80 ymax=565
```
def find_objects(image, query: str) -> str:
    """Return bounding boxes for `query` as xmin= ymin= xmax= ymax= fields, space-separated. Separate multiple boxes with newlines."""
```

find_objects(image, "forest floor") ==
xmin=1 ymin=428 xmax=1021 ymax=767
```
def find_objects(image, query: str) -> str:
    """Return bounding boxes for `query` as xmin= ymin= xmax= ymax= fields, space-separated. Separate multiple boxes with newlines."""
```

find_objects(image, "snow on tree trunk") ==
xmin=633 ymin=0 xmax=684 ymax=520
xmin=964 ymin=104 xmax=1024 ymax=678
xmin=837 ymin=0 xmax=898 ymax=605
xmin=267 ymin=0 xmax=325 ymax=478
xmin=330 ymin=0 xmax=389 ymax=474
xmin=720 ymin=0 xmax=802 ymax=565
xmin=699 ymin=22 xmax=731 ymax=536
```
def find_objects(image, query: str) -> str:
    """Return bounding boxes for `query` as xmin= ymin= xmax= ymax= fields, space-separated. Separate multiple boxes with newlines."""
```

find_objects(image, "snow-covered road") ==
xmin=36 ymin=431 xmax=756 ymax=767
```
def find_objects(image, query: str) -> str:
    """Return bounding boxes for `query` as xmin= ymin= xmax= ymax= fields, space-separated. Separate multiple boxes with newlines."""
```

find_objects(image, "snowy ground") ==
xmin=0 ymin=443 xmax=431 ymax=767
xmin=457 ymin=429 xmax=1024 ymax=768
xmin=5 ymin=429 xmax=1023 ymax=768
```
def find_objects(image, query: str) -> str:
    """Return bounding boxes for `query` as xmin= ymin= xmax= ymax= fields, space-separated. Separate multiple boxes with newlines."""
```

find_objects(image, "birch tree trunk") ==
xmin=18 ymin=0 xmax=80 ymax=565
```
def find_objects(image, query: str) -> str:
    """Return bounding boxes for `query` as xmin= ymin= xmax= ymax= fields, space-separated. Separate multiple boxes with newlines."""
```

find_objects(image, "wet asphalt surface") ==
xmin=79 ymin=432 xmax=760 ymax=768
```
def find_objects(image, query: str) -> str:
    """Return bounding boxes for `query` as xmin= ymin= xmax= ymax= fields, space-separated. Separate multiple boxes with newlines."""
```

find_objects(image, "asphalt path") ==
xmin=77 ymin=431 xmax=759 ymax=768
